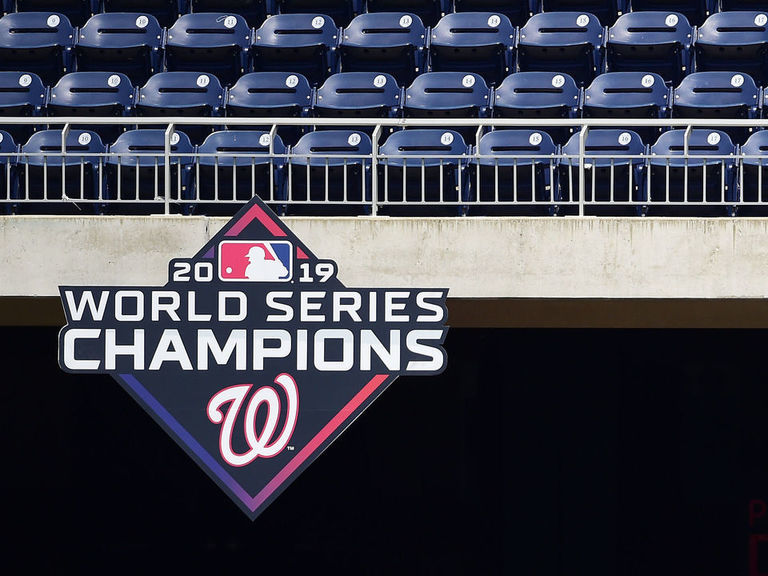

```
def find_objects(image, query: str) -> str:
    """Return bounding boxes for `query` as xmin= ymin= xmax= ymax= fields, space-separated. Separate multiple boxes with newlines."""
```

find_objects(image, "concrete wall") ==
xmin=2 ymin=215 xmax=768 ymax=299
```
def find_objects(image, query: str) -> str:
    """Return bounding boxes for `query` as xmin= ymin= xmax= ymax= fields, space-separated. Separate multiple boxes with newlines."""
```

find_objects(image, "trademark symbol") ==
xmin=287 ymin=446 xmax=295 ymax=451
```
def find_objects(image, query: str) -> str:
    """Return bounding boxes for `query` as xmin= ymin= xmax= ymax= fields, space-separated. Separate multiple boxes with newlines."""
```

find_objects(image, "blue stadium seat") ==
xmin=365 ymin=0 xmax=449 ymax=27
xmin=75 ymin=13 xmax=164 ymax=87
xmin=559 ymin=129 xmax=647 ymax=213
xmin=47 ymin=72 xmax=135 ymax=143
xmin=252 ymin=13 xmax=340 ymax=87
xmin=15 ymin=0 xmax=97 ymax=26
xmin=224 ymin=71 xmax=312 ymax=145
xmin=673 ymin=71 xmax=760 ymax=144
xmin=453 ymin=0 xmax=537 ymax=27
xmin=106 ymin=128 xmax=195 ymax=213
xmin=102 ymin=0 xmax=186 ymax=27
xmin=694 ymin=12 xmax=768 ymax=88
xmin=606 ymin=11 xmax=693 ymax=86
xmin=0 ymin=131 xmax=19 ymax=214
xmin=377 ymin=128 xmax=469 ymax=215
xmin=313 ymin=72 xmax=401 ymax=125
xmin=276 ymin=0 xmax=361 ymax=27
xmin=468 ymin=129 xmax=558 ymax=215
xmin=492 ymin=71 xmax=581 ymax=144
xmin=0 ymin=12 xmax=75 ymax=85
xmin=286 ymin=129 xmax=371 ymax=215
xmin=18 ymin=129 xmax=106 ymax=213
xmin=0 ymin=72 xmax=47 ymax=143
xmin=191 ymin=0 xmax=266 ymax=27
xmin=739 ymin=130 xmax=768 ymax=207
xmin=649 ymin=129 xmax=737 ymax=212
xmin=403 ymin=71 xmax=490 ymax=143
xmin=517 ymin=11 xmax=605 ymax=87
xmin=428 ymin=11 xmax=516 ymax=86
xmin=165 ymin=13 xmax=251 ymax=87
xmin=582 ymin=71 xmax=670 ymax=143
xmin=339 ymin=12 xmax=427 ymax=87
xmin=541 ymin=0 xmax=626 ymax=26
xmin=195 ymin=130 xmax=286 ymax=215
xmin=135 ymin=71 xmax=225 ymax=144
xmin=628 ymin=0 xmax=714 ymax=27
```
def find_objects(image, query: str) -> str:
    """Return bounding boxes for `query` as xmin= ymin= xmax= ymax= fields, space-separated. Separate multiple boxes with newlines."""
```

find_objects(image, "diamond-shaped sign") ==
xmin=58 ymin=197 xmax=448 ymax=519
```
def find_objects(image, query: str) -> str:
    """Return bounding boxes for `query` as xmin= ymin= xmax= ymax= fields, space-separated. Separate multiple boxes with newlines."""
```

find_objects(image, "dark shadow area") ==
xmin=0 ymin=327 xmax=766 ymax=575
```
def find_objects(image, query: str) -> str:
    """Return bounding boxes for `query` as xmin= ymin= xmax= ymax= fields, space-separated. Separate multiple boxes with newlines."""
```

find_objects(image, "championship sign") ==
xmin=58 ymin=197 xmax=448 ymax=519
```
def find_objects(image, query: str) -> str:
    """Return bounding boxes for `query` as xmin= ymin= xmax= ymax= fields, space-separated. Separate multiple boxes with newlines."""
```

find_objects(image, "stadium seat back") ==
xmin=492 ymin=71 xmax=580 ymax=143
xmin=76 ymin=13 xmax=164 ymax=87
xmin=0 ymin=12 xmax=75 ymax=85
xmin=582 ymin=71 xmax=670 ymax=141
xmin=0 ymin=72 xmax=47 ymax=143
xmin=314 ymin=72 xmax=401 ymax=119
xmin=673 ymin=71 xmax=759 ymax=143
xmin=165 ymin=13 xmax=250 ymax=87
xmin=429 ymin=11 xmax=516 ymax=86
xmin=252 ymin=13 xmax=340 ymax=86
xmin=694 ymin=11 xmax=768 ymax=87
xmin=339 ymin=12 xmax=427 ymax=86
xmin=606 ymin=11 xmax=692 ymax=86
xmin=517 ymin=11 xmax=605 ymax=86
xmin=541 ymin=0 xmax=625 ymax=26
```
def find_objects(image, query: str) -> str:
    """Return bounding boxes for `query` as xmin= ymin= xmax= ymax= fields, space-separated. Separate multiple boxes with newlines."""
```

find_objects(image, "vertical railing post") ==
xmin=370 ymin=124 xmax=382 ymax=216
xmin=579 ymin=124 xmax=588 ymax=217
xmin=164 ymin=123 xmax=174 ymax=216
xmin=61 ymin=123 xmax=70 ymax=200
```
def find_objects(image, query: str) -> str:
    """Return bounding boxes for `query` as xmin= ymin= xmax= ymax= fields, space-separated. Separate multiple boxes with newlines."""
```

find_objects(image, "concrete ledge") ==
xmin=2 ymin=215 xmax=768 ymax=299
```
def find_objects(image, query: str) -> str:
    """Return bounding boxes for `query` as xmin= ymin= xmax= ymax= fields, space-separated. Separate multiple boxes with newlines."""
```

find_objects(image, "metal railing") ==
xmin=1 ymin=117 xmax=767 ymax=217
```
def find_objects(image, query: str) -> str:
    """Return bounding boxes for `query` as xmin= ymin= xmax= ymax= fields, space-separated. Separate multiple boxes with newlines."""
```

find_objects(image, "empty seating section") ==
xmin=224 ymin=71 xmax=311 ymax=144
xmin=492 ymin=71 xmax=580 ymax=143
xmin=251 ymin=13 xmax=339 ymax=86
xmin=0 ymin=72 xmax=46 ymax=143
xmin=0 ymin=12 xmax=74 ymax=85
xmin=649 ymin=128 xmax=737 ymax=208
xmin=286 ymin=129 xmax=371 ymax=215
xmin=165 ymin=13 xmax=250 ymax=87
xmin=378 ymin=128 xmax=468 ymax=215
xmin=606 ymin=11 xmax=692 ymax=86
xmin=313 ymin=72 xmax=401 ymax=121
xmin=0 ymin=1 xmax=765 ymax=215
xmin=672 ymin=71 xmax=759 ymax=144
xmin=695 ymin=11 xmax=768 ymax=87
xmin=47 ymin=72 xmax=134 ymax=142
xmin=75 ymin=12 xmax=163 ymax=86
xmin=195 ymin=129 xmax=286 ymax=214
xmin=339 ymin=12 xmax=427 ymax=86
xmin=105 ymin=128 xmax=195 ymax=212
xmin=404 ymin=71 xmax=489 ymax=143
xmin=135 ymin=71 xmax=224 ymax=143
xmin=560 ymin=128 xmax=647 ymax=211
xmin=428 ymin=11 xmax=515 ymax=86
xmin=582 ymin=71 xmax=669 ymax=142
xmin=469 ymin=129 xmax=557 ymax=214
xmin=17 ymin=129 xmax=106 ymax=213
xmin=517 ymin=12 xmax=605 ymax=87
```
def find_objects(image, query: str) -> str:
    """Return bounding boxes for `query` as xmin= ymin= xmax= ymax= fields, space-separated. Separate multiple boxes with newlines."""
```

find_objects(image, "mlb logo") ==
xmin=218 ymin=241 xmax=293 ymax=282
